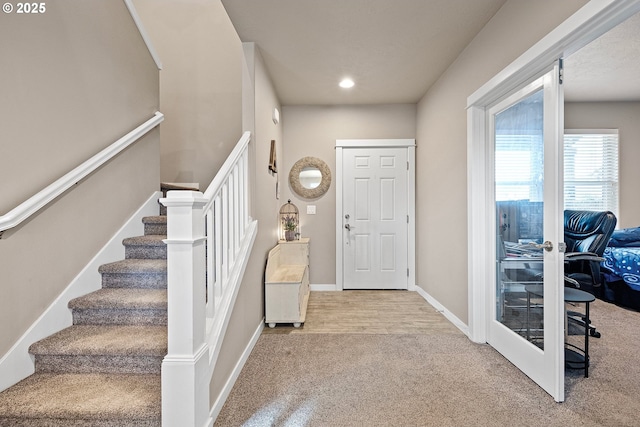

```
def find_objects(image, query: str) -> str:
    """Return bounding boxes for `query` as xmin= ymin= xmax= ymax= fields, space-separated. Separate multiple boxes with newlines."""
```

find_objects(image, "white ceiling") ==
xmin=221 ymin=0 xmax=507 ymax=105
xmin=564 ymin=11 xmax=640 ymax=102
xmin=221 ymin=1 xmax=640 ymax=106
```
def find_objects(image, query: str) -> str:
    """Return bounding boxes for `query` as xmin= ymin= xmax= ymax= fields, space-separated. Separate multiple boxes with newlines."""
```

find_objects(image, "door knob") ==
xmin=345 ymin=224 xmax=351 ymax=231
xmin=528 ymin=241 xmax=553 ymax=252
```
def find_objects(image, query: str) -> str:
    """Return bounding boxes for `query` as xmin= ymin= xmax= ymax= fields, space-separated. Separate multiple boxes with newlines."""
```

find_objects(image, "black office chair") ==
xmin=563 ymin=209 xmax=617 ymax=338
xmin=564 ymin=210 xmax=617 ymax=294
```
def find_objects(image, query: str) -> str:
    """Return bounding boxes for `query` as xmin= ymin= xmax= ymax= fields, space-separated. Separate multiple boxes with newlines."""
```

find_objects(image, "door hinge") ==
xmin=407 ymin=215 xmax=409 ymax=223
xmin=559 ymin=58 xmax=564 ymax=84
xmin=407 ymin=161 xmax=409 ymax=170
xmin=407 ymin=268 xmax=410 ymax=277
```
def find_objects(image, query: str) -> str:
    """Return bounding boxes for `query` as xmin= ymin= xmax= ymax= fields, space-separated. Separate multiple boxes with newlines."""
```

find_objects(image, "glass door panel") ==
xmin=495 ymin=89 xmax=545 ymax=348
xmin=488 ymin=62 xmax=565 ymax=402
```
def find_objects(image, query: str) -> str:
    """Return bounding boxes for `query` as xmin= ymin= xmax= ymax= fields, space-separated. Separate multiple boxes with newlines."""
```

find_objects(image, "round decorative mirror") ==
xmin=289 ymin=157 xmax=331 ymax=199
xmin=299 ymin=167 xmax=322 ymax=189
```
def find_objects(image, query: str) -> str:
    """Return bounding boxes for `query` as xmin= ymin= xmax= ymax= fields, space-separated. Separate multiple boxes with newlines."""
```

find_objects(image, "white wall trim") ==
xmin=0 ymin=191 xmax=162 ymax=392
xmin=210 ymin=320 xmax=264 ymax=423
xmin=335 ymin=145 xmax=344 ymax=291
xmin=336 ymin=139 xmax=416 ymax=148
xmin=407 ymin=145 xmax=416 ymax=289
xmin=414 ymin=287 xmax=470 ymax=337
xmin=310 ymin=284 xmax=338 ymax=291
xmin=466 ymin=105 xmax=489 ymax=344
xmin=123 ymin=0 xmax=163 ymax=70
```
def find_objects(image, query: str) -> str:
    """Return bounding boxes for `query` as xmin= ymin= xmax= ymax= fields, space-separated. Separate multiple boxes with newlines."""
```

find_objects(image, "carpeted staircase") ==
xmin=0 ymin=212 xmax=168 ymax=426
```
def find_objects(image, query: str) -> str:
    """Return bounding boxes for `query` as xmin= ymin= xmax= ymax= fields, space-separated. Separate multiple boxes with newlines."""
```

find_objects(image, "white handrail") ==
xmin=0 ymin=112 xmax=164 ymax=237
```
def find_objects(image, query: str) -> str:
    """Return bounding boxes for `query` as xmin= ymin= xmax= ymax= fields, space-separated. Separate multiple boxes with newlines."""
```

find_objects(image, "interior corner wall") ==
xmin=132 ymin=0 xmax=243 ymax=188
xmin=0 ymin=1 xmax=159 ymax=358
xmin=281 ymin=105 xmax=417 ymax=286
xmin=565 ymin=101 xmax=640 ymax=228
xmin=415 ymin=0 xmax=588 ymax=324
xmin=209 ymin=44 xmax=283 ymax=406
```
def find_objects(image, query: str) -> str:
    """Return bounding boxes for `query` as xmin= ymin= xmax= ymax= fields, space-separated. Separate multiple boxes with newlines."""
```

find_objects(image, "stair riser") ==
xmin=101 ymin=274 xmax=167 ymax=289
xmin=124 ymin=246 xmax=166 ymax=260
xmin=144 ymin=224 xmax=166 ymax=235
xmin=72 ymin=309 xmax=167 ymax=326
xmin=34 ymin=355 xmax=163 ymax=375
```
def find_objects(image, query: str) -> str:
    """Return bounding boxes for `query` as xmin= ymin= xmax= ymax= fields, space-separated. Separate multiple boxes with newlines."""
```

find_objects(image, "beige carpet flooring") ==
xmin=215 ymin=291 xmax=640 ymax=426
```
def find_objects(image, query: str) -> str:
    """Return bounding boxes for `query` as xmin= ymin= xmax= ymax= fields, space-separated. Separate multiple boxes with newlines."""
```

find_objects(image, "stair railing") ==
xmin=161 ymin=131 xmax=257 ymax=427
xmin=0 ymin=112 xmax=164 ymax=239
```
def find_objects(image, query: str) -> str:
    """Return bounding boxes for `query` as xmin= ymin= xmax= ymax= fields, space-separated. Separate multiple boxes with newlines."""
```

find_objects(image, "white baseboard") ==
xmin=0 ymin=191 xmax=162 ymax=392
xmin=414 ymin=286 xmax=470 ymax=337
xmin=210 ymin=319 xmax=264 ymax=422
xmin=310 ymin=283 xmax=338 ymax=291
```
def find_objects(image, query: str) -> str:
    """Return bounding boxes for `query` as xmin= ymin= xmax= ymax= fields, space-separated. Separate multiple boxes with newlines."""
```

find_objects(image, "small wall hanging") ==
xmin=269 ymin=140 xmax=277 ymax=174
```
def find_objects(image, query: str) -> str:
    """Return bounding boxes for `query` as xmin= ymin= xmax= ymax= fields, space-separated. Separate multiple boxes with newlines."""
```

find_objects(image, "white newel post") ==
xmin=161 ymin=191 xmax=211 ymax=427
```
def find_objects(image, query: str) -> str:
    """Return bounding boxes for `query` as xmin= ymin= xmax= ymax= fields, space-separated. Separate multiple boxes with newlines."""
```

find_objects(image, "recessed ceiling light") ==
xmin=339 ymin=78 xmax=355 ymax=89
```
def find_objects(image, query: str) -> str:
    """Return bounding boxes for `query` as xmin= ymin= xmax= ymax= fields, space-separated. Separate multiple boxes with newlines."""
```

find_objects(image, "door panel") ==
xmin=342 ymin=148 xmax=408 ymax=289
xmin=488 ymin=63 xmax=565 ymax=402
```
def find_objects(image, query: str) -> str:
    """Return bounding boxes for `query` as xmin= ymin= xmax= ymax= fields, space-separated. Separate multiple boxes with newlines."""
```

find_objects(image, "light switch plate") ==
xmin=307 ymin=205 xmax=316 ymax=215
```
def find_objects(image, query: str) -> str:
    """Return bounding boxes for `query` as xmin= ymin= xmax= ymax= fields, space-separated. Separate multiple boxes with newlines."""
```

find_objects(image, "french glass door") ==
xmin=489 ymin=62 xmax=565 ymax=402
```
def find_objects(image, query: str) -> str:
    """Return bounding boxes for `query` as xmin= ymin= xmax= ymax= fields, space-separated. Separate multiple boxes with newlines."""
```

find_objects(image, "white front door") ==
xmin=488 ymin=63 xmax=565 ymax=402
xmin=336 ymin=140 xmax=415 ymax=290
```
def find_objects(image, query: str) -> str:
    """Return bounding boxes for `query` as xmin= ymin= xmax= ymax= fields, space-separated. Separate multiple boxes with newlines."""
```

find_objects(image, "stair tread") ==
xmin=122 ymin=235 xmax=166 ymax=246
xmin=0 ymin=372 xmax=160 ymax=422
xmin=30 ymin=325 xmax=167 ymax=356
xmin=69 ymin=288 xmax=167 ymax=310
xmin=99 ymin=259 xmax=166 ymax=274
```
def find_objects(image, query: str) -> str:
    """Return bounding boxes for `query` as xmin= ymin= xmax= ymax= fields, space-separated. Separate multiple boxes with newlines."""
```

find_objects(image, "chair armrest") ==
xmin=564 ymin=252 xmax=605 ymax=263
xmin=564 ymin=276 xmax=580 ymax=288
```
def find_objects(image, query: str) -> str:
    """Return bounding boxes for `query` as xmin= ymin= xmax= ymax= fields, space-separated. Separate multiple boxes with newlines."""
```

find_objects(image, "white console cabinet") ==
xmin=265 ymin=238 xmax=310 ymax=328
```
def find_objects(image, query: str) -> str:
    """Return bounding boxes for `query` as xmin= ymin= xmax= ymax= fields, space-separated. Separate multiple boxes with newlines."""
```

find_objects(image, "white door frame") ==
xmin=467 ymin=0 xmax=640 ymax=345
xmin=336 ymin=139 xmax=416 ymax=291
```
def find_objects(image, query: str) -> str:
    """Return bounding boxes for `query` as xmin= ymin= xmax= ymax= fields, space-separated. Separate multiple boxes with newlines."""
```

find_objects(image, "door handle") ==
xmin=528 ymin=241 xmax=553 ymax=252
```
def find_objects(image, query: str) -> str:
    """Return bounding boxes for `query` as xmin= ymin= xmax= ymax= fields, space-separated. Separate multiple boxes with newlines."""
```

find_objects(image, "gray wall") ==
xmin=281 ymin=105 xmax=417 ymax=285
xmin=566 ymin=101 xmax=640 ymax=228
xmin=415 ymin=0 xmax=589 ymax=324
xmin=0 ymin=1 xmax=159 ymax=357
xmin=133 ymin=0 xmax=243 ymax=188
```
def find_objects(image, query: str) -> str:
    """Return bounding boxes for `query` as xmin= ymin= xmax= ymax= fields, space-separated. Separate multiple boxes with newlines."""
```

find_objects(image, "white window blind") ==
xmin=564 ymin=130 xmax=619 ymax=215
xmin=495 ymin=134 xmax=543 ymax=202
xmin=495 ymin=130 xmax=619 ymax=216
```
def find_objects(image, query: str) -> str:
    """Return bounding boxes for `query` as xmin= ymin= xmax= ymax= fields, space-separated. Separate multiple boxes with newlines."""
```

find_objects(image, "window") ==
xmin=495 ymin=134 xmax=543 ymax=202
xmin=495 ymin=130 xmax=619 ymax=216
xmin=564 ymin=130 xmax=619 ymax=216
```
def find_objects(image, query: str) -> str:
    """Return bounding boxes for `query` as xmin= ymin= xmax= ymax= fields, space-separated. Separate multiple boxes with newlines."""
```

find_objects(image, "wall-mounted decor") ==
xmin=289 ymin=156 xmax=331 ymax=199
xmin=269 ymin=140 xmax=277 ymax=174
xmin=279 ymin=199 xmax=299 ymax=241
